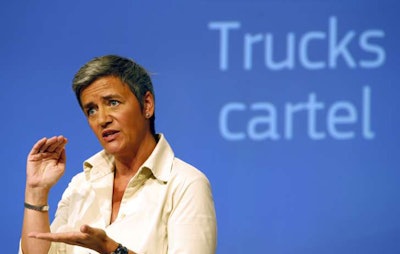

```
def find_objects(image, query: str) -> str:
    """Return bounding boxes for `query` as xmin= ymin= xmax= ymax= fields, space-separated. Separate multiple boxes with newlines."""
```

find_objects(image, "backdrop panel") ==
xmin=1 ymin=1 xmax=399 ymax=253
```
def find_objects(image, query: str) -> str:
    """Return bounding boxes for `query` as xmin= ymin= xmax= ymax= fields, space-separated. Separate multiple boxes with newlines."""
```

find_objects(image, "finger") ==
xmin=80 ymin=225 xmax=107 ymax=240
xmin=29 ymin=231 xmax=83 ymax=243
xmin=80 ymin=224 xmax=94 ymax=234
xmin=46 ymin=138 xmax=63 ymax=153
xmin=29 ymin=231 xmax=66 ymax=241
xmin=29 ymin=137 xmax=47 ymax=155
xmin=29 ymin=231 xmax=93 ymax=250
xmin=47 ymin=136 xmax=67 ymax=153
xmin=58 ymin=135 xmax=68 ymax=145
xmin=59 ymin=148 xmax=67 ymax=164
xmin=38 ymin=136 xmax=59 ymax=153
xmin=54 ymin=136 xmax=68 ymax=154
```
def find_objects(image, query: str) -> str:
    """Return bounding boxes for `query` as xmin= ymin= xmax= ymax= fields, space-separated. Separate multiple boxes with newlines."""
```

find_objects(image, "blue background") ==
xmin=2 ymin=1 xmax=399 ymax=253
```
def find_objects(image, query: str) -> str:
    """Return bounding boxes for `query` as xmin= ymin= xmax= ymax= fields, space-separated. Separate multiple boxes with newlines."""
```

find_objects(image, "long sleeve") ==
xmin=167 ymin=176 xmax=217 ymax=254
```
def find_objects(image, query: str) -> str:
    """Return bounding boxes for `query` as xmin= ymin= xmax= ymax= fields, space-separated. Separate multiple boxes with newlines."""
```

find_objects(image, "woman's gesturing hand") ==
xmin=26 ymin=136 xmax=68 ymax=191
xmin=29 ymin=225 xmax=120 ymax=254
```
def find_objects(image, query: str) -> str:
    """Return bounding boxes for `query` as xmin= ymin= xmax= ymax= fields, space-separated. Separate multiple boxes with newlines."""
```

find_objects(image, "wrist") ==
xmin=24 ymin=202 xmax=49 ymax=212
xmin=103 ymin=238 xmax=128 ymax=254
xmin=101 ymin=238 xmax=119 ymax=254
xmin=111 ymin=244 xmax=128 ymax=254
xmin=24 ymin=186 xmax=50 ymax=205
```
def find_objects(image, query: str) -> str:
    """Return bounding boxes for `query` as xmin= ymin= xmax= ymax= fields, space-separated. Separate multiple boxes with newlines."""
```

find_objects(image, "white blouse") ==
xmin=21 ymin=134 xmax=217 ymax=254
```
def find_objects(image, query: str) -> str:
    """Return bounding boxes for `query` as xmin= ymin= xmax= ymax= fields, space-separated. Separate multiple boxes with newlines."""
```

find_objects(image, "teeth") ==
xmin=104 ymin=131 xmax=116 ymax=137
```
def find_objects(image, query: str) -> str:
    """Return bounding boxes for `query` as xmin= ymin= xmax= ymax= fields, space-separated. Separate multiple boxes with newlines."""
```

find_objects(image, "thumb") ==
xmin=80 ymin=224 xmax=94 ymax=234
xmin=80 ymin=224 xmax=106 ymax=237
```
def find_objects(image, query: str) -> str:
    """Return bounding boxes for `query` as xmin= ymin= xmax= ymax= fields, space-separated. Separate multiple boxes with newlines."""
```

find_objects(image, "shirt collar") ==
xmin=83 ymin=150 xmax=114 ymax=181
xmin=142 ymin=133 xmax=174 ymax=182
xmin=83 ymin=133 xmax=174 ymax=183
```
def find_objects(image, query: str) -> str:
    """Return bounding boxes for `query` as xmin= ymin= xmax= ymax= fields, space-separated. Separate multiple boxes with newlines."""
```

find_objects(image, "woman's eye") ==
xmin=110 ymin=100 xmax=120 ymax=106
xmin=87 ymin=108 xmax=96 ymax=116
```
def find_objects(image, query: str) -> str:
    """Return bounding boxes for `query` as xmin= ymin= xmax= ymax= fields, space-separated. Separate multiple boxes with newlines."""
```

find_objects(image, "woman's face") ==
xmin=80 ymin=75 xmax=154 ymax=158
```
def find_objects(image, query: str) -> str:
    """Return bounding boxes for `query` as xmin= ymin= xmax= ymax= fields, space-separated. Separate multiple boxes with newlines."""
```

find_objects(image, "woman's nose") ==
xmin=97 ymin=107 xmax=112 ymax=127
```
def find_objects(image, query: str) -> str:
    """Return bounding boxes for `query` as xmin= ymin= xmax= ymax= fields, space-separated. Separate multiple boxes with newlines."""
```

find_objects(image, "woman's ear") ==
xmin=143 ymin=91 xmax=155 ymax=118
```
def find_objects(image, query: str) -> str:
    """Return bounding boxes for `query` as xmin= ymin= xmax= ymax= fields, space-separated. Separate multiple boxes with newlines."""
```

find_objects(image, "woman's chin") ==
xmin=103 ymin=144 xmax=122 ymax=155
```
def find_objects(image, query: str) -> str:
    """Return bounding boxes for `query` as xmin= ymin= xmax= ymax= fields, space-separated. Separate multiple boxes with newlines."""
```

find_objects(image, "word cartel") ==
xmin=219 ymin=86 xmax=374 ymax=141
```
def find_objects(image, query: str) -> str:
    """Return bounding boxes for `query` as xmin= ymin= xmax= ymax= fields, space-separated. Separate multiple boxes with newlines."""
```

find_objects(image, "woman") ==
xmin=20 ymin=55 xmax=217 ymax=254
